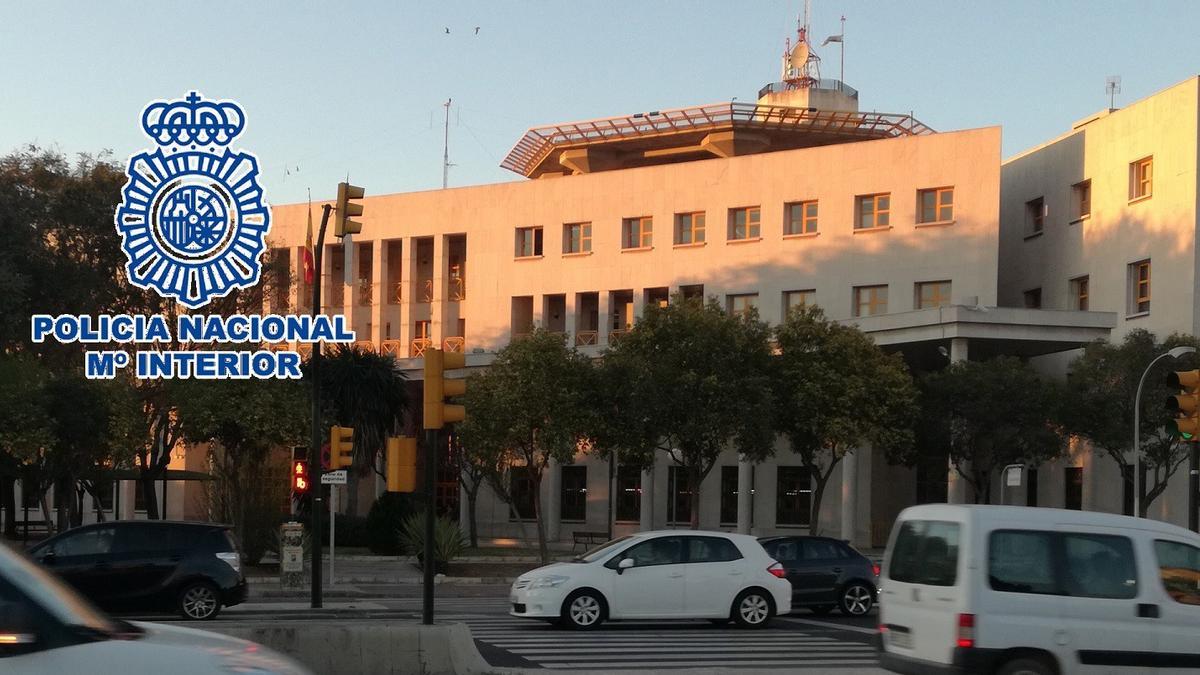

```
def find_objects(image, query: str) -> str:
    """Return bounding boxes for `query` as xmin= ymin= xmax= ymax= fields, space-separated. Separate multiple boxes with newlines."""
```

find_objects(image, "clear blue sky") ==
xmin=2 ymin=1 xmax=1197 ymax=205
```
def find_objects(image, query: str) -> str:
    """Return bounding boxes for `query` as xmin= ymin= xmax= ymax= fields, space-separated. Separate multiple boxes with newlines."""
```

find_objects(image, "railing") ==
xmin=574 ymin=330 xmax=598 ymax=346
xmin=416 ymin=279 xmax=433 ymax=303
xmin=547 ymin=331 xmax=567 ymax=343
xmin=410 ymin=337 xmax=432 ymax=358
xmin=380 ymin=339 xmax=404 ymax=357
xmin=512 ymin=332 xmax=532 ymax=340
xmin=352 ymin=340 xmax=376 ymax=353
xmin=757 ymin=79 xmax=859 ymax=99
xmin=443 ymin=336 xmax=465 ymax=353
xmin=357 ymin=280 xmax=373 ymax=305
xmin=295 ymin=343 xmax=314 ymax=360
xmin=449 ymin=276 xmax=466 ymax=302
xmin=608 ymin=329 xmax=629 ymax=343
xmin=388 ymin=281 xmax=402 ymax=304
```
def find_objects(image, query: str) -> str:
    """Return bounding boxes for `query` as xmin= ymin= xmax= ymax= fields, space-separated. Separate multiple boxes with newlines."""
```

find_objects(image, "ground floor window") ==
xmin=510 ymin=467 xmax=536 ymax=521
xmin=720 ymin=466 xmax=739 ymax=525
xmin=560 ymin=465 xmax=587 ymax=522
xmin=776 ymin=466 xmax=812 ymax=526
xmin=667 ymin=466 xmax=692 ymax=525
xmin=615 ymin=464 xmax=641 ymax=522
xmin=1064 ymin=467 xmax=1083 ymax=511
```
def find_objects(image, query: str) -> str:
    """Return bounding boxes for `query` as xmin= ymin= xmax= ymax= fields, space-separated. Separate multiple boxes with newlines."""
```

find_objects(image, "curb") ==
xmin=248 ymin=576 xmax=517 ymax=588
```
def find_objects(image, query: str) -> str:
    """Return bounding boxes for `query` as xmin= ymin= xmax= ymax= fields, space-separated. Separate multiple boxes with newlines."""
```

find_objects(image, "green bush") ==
xmin=366 ymin=492 xmax=418 ymax=555
xmin=399 ymin=510 xmax=467 ymax=574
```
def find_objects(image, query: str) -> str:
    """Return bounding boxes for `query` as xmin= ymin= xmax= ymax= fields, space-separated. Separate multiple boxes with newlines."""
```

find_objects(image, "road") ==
xmin=126 ymin=584 xmax=884 ymax=672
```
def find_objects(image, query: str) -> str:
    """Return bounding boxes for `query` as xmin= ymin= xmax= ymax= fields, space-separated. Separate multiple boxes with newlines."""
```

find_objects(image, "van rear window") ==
xmin=888 ymin=520 xmax=960 ymax=586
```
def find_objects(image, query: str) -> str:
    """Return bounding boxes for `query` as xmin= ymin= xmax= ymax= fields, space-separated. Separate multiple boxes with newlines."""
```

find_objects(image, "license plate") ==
xmin=888 ymin=629 xmax=912 ymax=649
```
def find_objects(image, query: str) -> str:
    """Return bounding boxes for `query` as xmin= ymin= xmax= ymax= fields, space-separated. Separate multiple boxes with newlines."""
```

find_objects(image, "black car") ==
xmin=759 ymin=535 xmax=879 ymax=617
xmin=28 ymin=520 xmax=247 ymax=620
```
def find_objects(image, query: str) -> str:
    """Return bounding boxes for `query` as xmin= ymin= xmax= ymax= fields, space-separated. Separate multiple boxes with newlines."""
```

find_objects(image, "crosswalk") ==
xmin=458 ymin=616 xmax=880 ymax=670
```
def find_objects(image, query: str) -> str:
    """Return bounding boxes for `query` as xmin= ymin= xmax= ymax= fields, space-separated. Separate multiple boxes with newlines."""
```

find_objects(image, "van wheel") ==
xmin=732 ymin=589 xmax=774 ymax=628
xmin=560 ymin=590 xmax=605 ymax=630
xmin=997 ymin=657 xmax=1055 ymax=675
xmin=839 ymin=582 xmax=874 ymax=616
xmin=179 ymin=581 xmax=221 ymax=620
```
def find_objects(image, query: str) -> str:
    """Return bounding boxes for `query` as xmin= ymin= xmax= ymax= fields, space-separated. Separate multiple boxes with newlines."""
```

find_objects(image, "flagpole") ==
xmin=840 ymin=15 xmax=845 ymax=92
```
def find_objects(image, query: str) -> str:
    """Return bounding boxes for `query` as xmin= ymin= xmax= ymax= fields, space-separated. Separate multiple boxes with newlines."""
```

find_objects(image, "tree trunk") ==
xmin=531 ymin=473 xmax=549 ymax=563
xmin=38 ymin=492 xmax=54 ymax=534
xmin=1 ymin=477 xmax=16 ymax=539
xmin=808 ymin=456 xmax=842 ymax=537
xmin=466 ymin=488 xmax=479 ymax=548
xmin=689 ymin=464 xmax=701 ymax=530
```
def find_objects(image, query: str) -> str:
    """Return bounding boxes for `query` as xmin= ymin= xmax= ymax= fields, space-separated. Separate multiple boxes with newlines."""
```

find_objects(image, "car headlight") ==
xmin=529 ymin=575 xmax=570 ymax=589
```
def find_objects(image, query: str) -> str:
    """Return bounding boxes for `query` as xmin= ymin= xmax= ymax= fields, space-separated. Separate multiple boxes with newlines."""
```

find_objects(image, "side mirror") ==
xmin=617 ymin=558 xmax=635 ymax=574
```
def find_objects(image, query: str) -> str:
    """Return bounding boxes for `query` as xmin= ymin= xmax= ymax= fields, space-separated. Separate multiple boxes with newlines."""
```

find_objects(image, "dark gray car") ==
xmin=759 ymin=535 xmax=879 ymax=616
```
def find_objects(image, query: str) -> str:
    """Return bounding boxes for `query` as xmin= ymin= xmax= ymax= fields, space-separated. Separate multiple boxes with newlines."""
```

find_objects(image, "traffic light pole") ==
xmin=423 ymin=428 xmax=437 ymax=625
xmin=1191 ymin=446 xmax=1199 ymax=533
xmin=309 ymin=203 xmax=333 ymax=609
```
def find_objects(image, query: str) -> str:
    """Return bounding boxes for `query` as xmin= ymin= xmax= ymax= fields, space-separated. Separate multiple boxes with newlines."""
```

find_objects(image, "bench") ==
xmin=572 ymin=531 xmax=610 ymax=551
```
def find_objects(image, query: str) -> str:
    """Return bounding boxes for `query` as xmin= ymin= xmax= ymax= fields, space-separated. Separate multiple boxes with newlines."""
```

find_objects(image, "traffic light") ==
xmin=329 ymin=425 xmax=355 ymax=469
xmin=423 ymin=348 xmax=467 ymax=429
xmin=1166 ymin=369 xmax=1200 ymax=441
xmin=291 ymin=460 xmax=309 ymax=494
xmin=386 ymin=436 xmax=418 ymax=492
xmin=334 ymin=182 xmax=364 ymax=238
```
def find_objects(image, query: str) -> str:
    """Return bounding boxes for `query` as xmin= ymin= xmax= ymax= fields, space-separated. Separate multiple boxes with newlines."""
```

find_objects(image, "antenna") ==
xmin=1106 ymin=75 xmax=1122 ymax=109
xmin=442 ymin=98 xmax=453 ymax=189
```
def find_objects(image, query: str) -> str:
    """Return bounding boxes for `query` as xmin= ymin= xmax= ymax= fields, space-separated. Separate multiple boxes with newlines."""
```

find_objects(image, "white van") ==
xmin=879 ymin=504 xmax=1200 ymax=675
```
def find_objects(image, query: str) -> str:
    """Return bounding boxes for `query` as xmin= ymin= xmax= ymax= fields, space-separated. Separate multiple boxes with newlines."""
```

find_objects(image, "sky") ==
xmin=2 ymin=1 xmax=1198 ymax=206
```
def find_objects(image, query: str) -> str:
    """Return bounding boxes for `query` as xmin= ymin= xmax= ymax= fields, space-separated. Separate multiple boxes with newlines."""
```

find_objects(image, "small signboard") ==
xmin=321 ymin=469 xmax=348 ymax=485
xmin=281 ymin=545 xmax=304 ymax=573
xmin=1005 ymin=465 xmax=1023 ymax=487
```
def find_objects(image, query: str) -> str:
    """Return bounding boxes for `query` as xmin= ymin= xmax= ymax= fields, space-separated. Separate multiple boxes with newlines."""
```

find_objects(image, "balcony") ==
xmin=296 ymin=343 xmax=314 ymax=360
xmin=357 ymin=280 xmax=373 ymax=305
xmin=443 ymin=336 xmax=465 ymax=353
xmin=388 ymin=281 xmax=402 ymax=304
xmin=575 ymin=330 xmax=598 ymax=347
xmin=352 ymin=340 xmax=376 ymax=353
xmin=416 ymin=279 xmax=433 ymax=304
xmin=380 ymin=340 xmax=404 ymax=358
xmin=410 ymin=337 xmax=432 ymax=358
xmin=608 ymin=329 xmax=630 ymax=343
xmin=450 ymin=276 xmax=466 ymax=302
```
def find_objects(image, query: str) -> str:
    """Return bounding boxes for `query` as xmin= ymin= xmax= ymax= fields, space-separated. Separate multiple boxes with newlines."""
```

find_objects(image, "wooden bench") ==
xmin=572 ymin=530 xmax=610 ymax=551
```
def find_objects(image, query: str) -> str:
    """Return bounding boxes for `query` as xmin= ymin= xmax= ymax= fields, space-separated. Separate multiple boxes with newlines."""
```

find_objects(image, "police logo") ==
xmin=115 ymin=92 xmax=270 ymax=309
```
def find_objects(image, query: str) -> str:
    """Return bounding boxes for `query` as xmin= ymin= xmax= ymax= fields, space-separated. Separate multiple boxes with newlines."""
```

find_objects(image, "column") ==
xmin=565 ymin=293 xmax=578 ymax=344
xmin=341 ymin=234 xmax=356 ymax=310
xmin=841 ymin=449 xmax=858 ymax=545
xmin=736 ymin=455 xmax=753 ymax=534
xmin=601 ymin=291 xmax=616 ymax=345
xmin=371 ymin=239 xmax=386 ymax=345
xmin=546 ymin=458 xmax=562 ymax=542
xmin=946 ymin=338 xmax=970 ymax=504
xmin=431 ymin=235 xmax=447 ymax=346
xmin=289 ymin=246 xmax=302 ymax=314
xmin=632 ymin=289 xmax=645 ymax=324
xmin=399 ymin=237 xmax=415 ymax=353
xmin=639 ymin=465 xmax=654 ymax=531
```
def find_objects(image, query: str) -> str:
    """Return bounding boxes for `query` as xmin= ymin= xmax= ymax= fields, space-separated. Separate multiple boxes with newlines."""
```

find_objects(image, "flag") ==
xmin=822 ymin=34 xmax=843 ymax=47
xmin=302 ymin=200 xmax=315 ymax=285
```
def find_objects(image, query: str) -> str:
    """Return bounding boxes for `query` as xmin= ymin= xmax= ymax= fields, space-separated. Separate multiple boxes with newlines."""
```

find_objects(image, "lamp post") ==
xmin=1133 ymin=346 xmax=1197 ymax=518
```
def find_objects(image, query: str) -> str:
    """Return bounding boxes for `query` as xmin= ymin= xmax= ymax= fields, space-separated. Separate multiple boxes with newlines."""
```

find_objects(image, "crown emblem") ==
xmin=140 ymin=91 xmax=245 ymax=147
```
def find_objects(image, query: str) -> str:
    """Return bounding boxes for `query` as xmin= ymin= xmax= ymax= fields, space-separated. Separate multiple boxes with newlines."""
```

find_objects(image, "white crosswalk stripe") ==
xmin=460 ymin=616 xmax=879 ymax=670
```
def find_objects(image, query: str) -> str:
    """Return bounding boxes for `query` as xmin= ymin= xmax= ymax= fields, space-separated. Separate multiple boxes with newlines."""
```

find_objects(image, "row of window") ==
xmin=1023 ymin=156 xmax=1153 ymax=236
xmin=515 ymin=187 xmax=957 ymax=257
xmin=1022 ymin=259 xmax=1150 ymax=317
xmin=729 ymin=280 xmax=953 ymax=319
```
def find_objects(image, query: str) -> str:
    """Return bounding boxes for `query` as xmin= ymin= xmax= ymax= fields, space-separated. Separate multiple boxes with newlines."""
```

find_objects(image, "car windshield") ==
xmin=575 ymin=536 xmax=634 ymax=563
xmin=0 ymin=542 xmax=117 ymax=634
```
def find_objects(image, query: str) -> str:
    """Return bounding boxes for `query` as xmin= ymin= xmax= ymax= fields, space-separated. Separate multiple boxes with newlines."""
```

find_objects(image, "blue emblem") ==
xmin=115 ymin=92 xmax=270 ymax=309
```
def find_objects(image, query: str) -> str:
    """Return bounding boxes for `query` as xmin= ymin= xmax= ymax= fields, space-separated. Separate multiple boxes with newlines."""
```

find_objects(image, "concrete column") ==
xmin=639 ymin=465 xmax=654 ymax=531
xmin=947 ymin=338 xmax=970 ymax=504
xmin=736 ymin=455 xmax=753 ymax=534
xmin=601 ymin=291 xmax=615 ymax=345
xmin=564 ymin=293 xmax=578 ymax=345
xmin=546 ymin=458 xmax=562 ymax=542
xmin=288 ymin=246 xmax=301 ymax=314
xmin=342 ymin=235 xmax=356 ymax=311
xmin=399 ymin=238 xmax=415 ymax=353
xmin=632 ymin=289 xmax=646 ymax=324
xmin=431 ymin=235 xmax=447 ymax=346
xmin=371 ymin=239 xmax=385 ymax=345
xmin=841 ymin=450 xmax=858 ymax=545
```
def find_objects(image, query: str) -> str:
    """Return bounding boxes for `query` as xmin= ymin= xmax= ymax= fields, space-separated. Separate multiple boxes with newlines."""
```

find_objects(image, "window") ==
xmin=1130 ymin=156 xmax=1153 ymax=200
xmin=764 ymin=539 xmax=799 ymax=562
xmin=1026 ymin=468 xmax=1039 ymax=507
xmin=853 ymin=285 xmax=888 ymax=317
xmin=509 ymin=467 xmax=536 ymax=521
xmin=916 ymin=281 xmax=951 ymax=309
xmin=94 ymin=480 xmax=114 ymax=511
xmin=687 ymin=536 xmax=742 ymax=563
xmin=856 ymin=193 xmax=890 ymax=229
xmin=1154 ymin=540 xmax=1200 ymax=605
xmin=667 ymin=466 xmax=692 ymax=525
xmin=783 ymin=289 xmax=816 ymax=316
xmin=785 ymin=200 xmax=818 ymax=235
xmin=622 ymin=216 xmax=653 ymax=249
xmin=775 ymin=466 xmax=811 ymax=526
xmin=1129 ymin=260 xmax=1151 ymax=315
xmin=728 ymin=206 xmax=761 ymax=240
xmin=802 ymin=539 xmax=848 ymax=560
xmin=1063 ymin=533 xmax=1138 ymax=599
xmin=515 ymin=226 xmax=543 ymax=257
xmin=887 ymin=520 xmax=960 ymax=586
xmin=563 ymin=222 xmax=591 ymax=254
xmin=1026 ymin=197 xmax=1046 ymax=235
xmin=560 ymin=465 xmax=587 ymax=522
xmin=720 ymin=466 xmax=739 ymax=525
xmin=727 ymin=293 xmax=758 ymax=318
xmin=1064 ymin=467 xmax=1083 ymax=510
xmin=116 ymin=523 xmax=167 ymax=554
xmin=617 ymin=536 xmax=685 ymax=567
xmin=1072 ymin=276 xmax=1089 ymax=311
xmin=1023 ymin=288 xmax=1042 ymax=309
xmin=1073 ymin=180 xmax=1091 ymax=220
xmin=615 ymin=464 xmax=641 ymax=522
xmin=989 ymin=530 xmax=1057 ymax=594
xmin=675 ymin=212 xmax=705 ymax=245
xmin=53 ymin=526 xmax=115 ymax=557
xmin=918 ymin=187 xmax=954 ymax=224
xmin=988 ymin=530 xmax=1138 ymax=599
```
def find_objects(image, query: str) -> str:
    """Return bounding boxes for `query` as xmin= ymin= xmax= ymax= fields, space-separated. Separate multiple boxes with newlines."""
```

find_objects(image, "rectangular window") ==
xmin=1072 ymin=276 xmax=1089 ymax=311
xmin=720 ymin=466 xmax=739 ymax=525
xmin=1130 ymin=156 xmax=1153 ymax=200
xmin=775 ymin=466 xmax=812 ymax=526
xmin=667 ymin=466 xmax=692 ymax=525
xmin=510 ymin=467 xmax=536 ymax=520
xmin=918 ymin=187 xmax=954 ymax=224
xmin=728 ymin=206 xmax=761 ymax=240
xmin=785 ymin=200 xmax=818 ymax=235
xmin=615 ymin=464 xmax=641 ymax=522
xmin=1023 ymin=288 xmax=1042 ymax=309
xmin=562 ymin=222 xmax=591 ymax=254
xmin=886 ymin=519 xmax=960 ymax=586
xmin=1129 ymin=260 xmax=1151 ymax=315
xmin=1026 ymin=197 xmax=1046 ymax=235
xmin=727 ymin=293 xmax=758 ymax=318
xmin=783 ymin=289 xmax=816 ymax=317
xmin=989 ymin=530 xmax=1058 ymax=594
xmin=515 ymin=226 xmax=543 ymax=257
xmin=1064 ymin=467 xmax=1083 ymax=510
xmin=1063 ymin=533 xmax=1138 ymax=598
xmin=560 ymin=465 xmax=587 ymax=522
xmin=1073 ymin=180 xmax=1091 ymax=220
xmin=1154 ymin=540 xmax=1200 ymax=605
xmin=853 ymin=285 xmax=888 ymax=317
xmin=675 ymin=212 xmax=706 ymax=245
xmin=916 ymin=280 xmax=952 ymax=309
xmin=856 ymin=193 xmax=890 ymax=229
xmin=622 ymin=216 xmax=653 ymax=249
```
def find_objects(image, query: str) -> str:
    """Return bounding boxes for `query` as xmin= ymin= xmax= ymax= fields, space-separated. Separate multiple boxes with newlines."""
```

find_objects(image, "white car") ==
xmin=0 ymin=541 xmax=309 ymax=674
xmin=510 ymin=530 xmax=791 ymax=629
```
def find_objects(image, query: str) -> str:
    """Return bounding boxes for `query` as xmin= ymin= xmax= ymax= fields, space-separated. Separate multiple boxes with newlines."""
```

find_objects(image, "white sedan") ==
xmin=510 ymin=530 xmax=791 ymax=629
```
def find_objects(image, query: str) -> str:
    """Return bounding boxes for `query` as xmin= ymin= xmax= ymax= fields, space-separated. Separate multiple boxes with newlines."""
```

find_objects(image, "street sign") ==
xmin=281 ymin=545 xmax=304 ymax=573
xmin=321 ymin=469 xmax=348 ymax=485
xmin=1005 ymin=465 xmax=1022 ymax=487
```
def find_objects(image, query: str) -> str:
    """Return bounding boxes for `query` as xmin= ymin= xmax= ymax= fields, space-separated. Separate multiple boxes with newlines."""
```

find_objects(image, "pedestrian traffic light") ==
xmin=423 ymin=348 xmax=466 ymax=429
xmin=1166 ymin=369 xmax=1200 ymax=441
xmin=329 ymin=425 xmax=355 ymax=469
xmin=334 ymin=182 xmax=364 ymax=238
xmin=386 ymin=436 xmax=418 ymax=492
xmin=291 ymin=460 xmax=309 ymax=494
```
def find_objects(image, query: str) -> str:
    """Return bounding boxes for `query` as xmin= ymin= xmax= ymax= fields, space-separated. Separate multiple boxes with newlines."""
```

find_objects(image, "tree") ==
xmin=0 ymin=355 xmax=54 ymax=536
xmin=918 ymin=356 xmax=1066 ymax=505
xmin=772 ymin=305 xmax=918 ymax=534
xmin=458 ymin=330 xmax=597 ymax=562
xmin=1062 ymin=330 xmax=1200 ymax=516
xmin=600 ymin=296 xmax=775 ymax=529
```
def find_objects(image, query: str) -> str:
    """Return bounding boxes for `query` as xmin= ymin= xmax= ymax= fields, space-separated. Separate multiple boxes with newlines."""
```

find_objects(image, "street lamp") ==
xmin=1134 ymin=346 xmax=1197 ymax=517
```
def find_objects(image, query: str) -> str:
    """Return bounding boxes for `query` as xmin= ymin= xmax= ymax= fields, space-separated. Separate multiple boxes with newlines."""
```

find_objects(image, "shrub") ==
xmin=399 ymin=510 xmax=467 ymax=574
xmin=366 ymin=492 xmax=418 ymax=555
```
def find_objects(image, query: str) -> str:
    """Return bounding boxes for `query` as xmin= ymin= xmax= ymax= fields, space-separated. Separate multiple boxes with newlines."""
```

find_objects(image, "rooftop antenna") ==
xmin=782 ymin=0 xmax=821 ymax=89
xmin=442 ymin=98 xmax=454 ymax=189
xmin=1106 ymin=75 xmax=1121 ymax=109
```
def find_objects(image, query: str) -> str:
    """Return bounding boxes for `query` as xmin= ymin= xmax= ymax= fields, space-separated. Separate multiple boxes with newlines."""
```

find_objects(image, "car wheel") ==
xmin=560 ymin=590 xmax=605 ymax=630
xmin=810 ymin=605 xmax=835 ymax=615
xmin=732 ymin=589 xmax=774 ymax=628
xmin=997 ymin=657 xmax=1055 ymax=675
xmin=179 ymin=581 xmax=222 ymax=620
xmin=839 ymin=582 xmax=874 ymax=616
